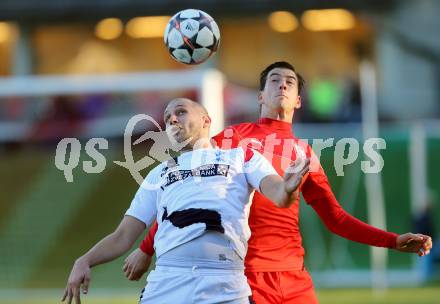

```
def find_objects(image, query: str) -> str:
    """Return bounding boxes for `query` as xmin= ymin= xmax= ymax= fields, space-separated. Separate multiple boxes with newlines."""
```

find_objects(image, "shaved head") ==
xmin=166 ymin=98 xmax=209 ymax=117
xmin=163 ymin=97 xmax=212 ymax=151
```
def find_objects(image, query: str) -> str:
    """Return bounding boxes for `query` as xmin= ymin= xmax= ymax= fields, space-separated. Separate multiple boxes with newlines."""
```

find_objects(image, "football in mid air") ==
xmin=164 ymin=9 xmax=220 ymax=65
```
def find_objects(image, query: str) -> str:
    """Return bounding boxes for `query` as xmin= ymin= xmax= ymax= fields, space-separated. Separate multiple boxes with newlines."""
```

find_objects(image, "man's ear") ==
xmin=295 ymin=96 xmax=302 ymax=109
xmin=258 ymin=91 xmax=264 ymax=105
xmin=203 ymin=115 xmax=212 ymax=128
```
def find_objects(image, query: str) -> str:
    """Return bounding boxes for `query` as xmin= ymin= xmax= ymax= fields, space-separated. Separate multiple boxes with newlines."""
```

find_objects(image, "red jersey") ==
xmin=140 ymin=118 xmax=398 ymax=272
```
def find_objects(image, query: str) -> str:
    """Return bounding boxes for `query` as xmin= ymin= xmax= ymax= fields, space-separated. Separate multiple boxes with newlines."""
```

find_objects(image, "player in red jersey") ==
xmin=123 ymin=62 xmax=433 ymax=303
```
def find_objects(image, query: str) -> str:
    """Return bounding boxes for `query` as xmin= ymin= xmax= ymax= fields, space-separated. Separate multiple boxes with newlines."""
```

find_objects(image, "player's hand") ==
xmin=396 ymin=233 xmax=433 ymax=256
xmin=62 ymin=258 xmax=91 ymax=304
xmin=283 ymin=157 xmax=310 ymax=194
xmin=123 ymin=248 xmax=152 ymax=281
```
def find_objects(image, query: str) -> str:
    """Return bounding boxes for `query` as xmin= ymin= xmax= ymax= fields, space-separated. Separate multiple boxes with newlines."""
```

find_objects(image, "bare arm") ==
xmin=260 ymin=158 xmax=310 ymax=208
xmin=123 ymin=248 xmax=153 ymax=281
xmin=123 ymin=221 xmax=158 ymax=281
xmin=77 ymin=215 xmax=145 ymax=267
xmin=62 ymin=216 xmax=146 ymax=304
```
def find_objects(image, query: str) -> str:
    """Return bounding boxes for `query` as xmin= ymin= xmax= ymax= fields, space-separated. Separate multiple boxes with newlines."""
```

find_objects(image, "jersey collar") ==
xmin=257 ymin=117 xmax=294 ymax=135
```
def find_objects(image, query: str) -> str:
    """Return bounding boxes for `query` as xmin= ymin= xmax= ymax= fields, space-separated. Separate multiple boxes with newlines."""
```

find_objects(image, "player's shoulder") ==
xmin=135 ymin=161 xmax=167 ymax=192
xmin=227 ymin=122 xmax=258 ymax=134
xmin=212 ymin=122 xmax=257 ymax=148
xmin=145 ymin=160 xmax=169 ymax=180
xmin=217 ymin=145 xmax=245 ymax=156
xmin=216 ymin=122 xmax=259 ymax=140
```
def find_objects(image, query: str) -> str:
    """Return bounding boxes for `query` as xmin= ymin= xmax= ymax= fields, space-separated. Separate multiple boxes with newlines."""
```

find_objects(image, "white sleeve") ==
xmin=244 ymin=150 xmax=278 ymax=190
xmin=125 ymin=168 xmax=160 ymax=226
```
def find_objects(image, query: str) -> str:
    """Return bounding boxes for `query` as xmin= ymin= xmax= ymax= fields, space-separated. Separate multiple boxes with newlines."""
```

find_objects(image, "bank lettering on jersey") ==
xmin=163 ymin=163 xmax=230 ymax=188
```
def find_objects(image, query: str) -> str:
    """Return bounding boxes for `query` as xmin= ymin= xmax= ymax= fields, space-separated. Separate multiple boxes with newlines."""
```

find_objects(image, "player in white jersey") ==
xmin=62 ymin=98 xmax=309 ymax=304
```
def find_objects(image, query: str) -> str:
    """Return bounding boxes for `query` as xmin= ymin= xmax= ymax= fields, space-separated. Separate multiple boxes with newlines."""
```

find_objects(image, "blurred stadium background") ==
xmin=0 ymin=0 xmax=439 ymax=303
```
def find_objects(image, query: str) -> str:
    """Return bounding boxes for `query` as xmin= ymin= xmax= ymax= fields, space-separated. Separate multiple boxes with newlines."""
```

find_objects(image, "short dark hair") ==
xmin=259 ymin=61 xmax=305 ymax=94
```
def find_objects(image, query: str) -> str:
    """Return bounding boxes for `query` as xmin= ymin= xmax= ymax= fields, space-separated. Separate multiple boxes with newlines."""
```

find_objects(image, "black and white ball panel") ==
xmin=164 ymin=9 xmax=220 ymax=64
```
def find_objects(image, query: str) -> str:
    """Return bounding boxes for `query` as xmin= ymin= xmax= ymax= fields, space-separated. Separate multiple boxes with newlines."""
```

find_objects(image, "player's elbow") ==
xmin=325 ymin=223 xmax=339 ymax=234
xmin=112 ymin=225 xmax=138 ymax=251
xmin=323 ymin=212 xmax=348 ymax=235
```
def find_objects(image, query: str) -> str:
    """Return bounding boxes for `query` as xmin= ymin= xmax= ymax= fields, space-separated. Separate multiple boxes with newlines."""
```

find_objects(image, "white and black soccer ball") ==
xmin=164 ymin=9 xmax=220 ymax=65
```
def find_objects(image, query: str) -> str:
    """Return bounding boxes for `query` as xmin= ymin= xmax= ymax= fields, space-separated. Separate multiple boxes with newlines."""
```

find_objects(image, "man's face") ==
xmin=163 ymin=100 xmax=205 ymax=145
xmin=259 ymin=67 xmax=301 ymax=112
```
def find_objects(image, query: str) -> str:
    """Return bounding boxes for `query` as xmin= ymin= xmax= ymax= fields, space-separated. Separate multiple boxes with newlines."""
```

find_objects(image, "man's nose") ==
xmin=170 ymin=114 xmax=178 ymax=124
xmin=279 ymin=81 xmax=287 ymax=90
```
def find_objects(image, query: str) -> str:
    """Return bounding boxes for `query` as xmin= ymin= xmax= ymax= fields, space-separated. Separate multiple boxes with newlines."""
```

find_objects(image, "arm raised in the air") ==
xmin=301 ymin=149 xmax=432 ymax=256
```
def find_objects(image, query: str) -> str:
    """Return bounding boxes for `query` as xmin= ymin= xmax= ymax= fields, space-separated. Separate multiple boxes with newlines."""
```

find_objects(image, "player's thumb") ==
xmin=400 ymin=233 xmax=414 ymax=243
xmin=408 ymin=233 xmax=425 ymax=242
xmin=82 ymin=275 xmax=91 ymax=294
xmin=284 ymin=161 xmax=300 ymax=176
xmin=415 ymin=233 xmax=429 ymax=240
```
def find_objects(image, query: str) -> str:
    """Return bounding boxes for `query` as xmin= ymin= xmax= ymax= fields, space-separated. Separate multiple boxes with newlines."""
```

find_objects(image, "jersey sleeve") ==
xmin=125 ymin=168 xmax=160 ymax=226
xmin=244 ymin=149 xmax=278 ymax=191
xmin=140 ymin=221 xmax=158 ymax=256
xmin=310 ymin=194 xmax=398 ymax=248
xmin=302 ymin=147 xmax=397 ymax=248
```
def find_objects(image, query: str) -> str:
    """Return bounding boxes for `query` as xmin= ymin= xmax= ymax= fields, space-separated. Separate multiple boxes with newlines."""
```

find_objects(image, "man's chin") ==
xmin=276 ymin=96 xmax=290 ymax=103
xmin=168 ymin=134 xmax=183 ymax=144
xmin=168 ymin=135 xmax=193 ymax=151
xmin=279 ymin=99 xmax=295 ymax=109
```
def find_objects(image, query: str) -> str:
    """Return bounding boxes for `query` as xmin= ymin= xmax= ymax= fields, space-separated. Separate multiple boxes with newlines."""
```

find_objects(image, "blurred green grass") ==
xmin=318 ymin=287 xmax=440 ymax=304
xmin=1 ymin=287 xmax=439 ymax=304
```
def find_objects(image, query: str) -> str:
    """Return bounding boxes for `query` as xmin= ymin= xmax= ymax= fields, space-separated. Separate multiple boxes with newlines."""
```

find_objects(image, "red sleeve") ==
xmin=310 ymin=194 xmax=398 ymax=248
xmin=139 ymin=221 xmax=158 ymax=256
xmin=302 ymin=147 xmax=397 ymax=248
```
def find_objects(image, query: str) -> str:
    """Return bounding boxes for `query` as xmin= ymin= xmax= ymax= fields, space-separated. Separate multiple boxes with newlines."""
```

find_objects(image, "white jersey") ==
xmin=125 ymin=146 xmax=277 ymax=259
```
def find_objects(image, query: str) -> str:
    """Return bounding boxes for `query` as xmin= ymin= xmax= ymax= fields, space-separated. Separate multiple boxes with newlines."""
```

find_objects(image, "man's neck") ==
xmin=260 ymin=109 xmax=294 ymax=123
xmin=180 ymin=138 xmax=213 ymax=152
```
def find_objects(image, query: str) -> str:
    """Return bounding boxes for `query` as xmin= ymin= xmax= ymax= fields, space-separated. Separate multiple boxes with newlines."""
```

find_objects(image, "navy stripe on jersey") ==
xmin=162 ymin=207 xmax=224 ymax=233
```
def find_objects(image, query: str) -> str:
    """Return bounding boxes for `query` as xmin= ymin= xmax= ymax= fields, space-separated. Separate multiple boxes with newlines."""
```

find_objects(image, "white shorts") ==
xmin=139 ymin=265 xmax=252 ymax=304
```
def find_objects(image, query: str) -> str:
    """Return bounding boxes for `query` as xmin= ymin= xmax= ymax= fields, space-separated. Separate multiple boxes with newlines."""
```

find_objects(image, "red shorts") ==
xmin=246 ymin=270 xmax=318 ymax=304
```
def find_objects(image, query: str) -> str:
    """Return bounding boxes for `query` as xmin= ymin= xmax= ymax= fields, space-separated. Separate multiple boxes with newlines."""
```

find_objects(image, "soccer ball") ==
xmin=164 ymin=9 xmax=220 ymax=65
